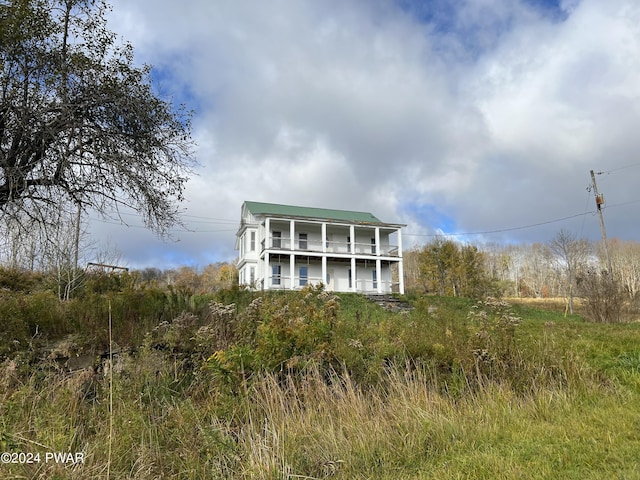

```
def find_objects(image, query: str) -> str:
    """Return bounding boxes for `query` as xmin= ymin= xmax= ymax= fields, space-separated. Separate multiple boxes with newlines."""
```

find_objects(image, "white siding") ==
xmin=236 ymin=204 xmax=404 ymax=293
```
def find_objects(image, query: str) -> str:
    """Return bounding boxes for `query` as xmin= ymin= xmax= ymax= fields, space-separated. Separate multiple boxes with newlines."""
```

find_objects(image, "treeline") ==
xmin=402 ymin=231 xmax=639 ymax=321
xmin=0 ymin=213 xmax=238 ymax=297
xmin=135 ymin=263 xmax=237 ymax=293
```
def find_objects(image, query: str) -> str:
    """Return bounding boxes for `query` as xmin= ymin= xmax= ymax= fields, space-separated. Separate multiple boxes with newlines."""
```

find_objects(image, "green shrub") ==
xmin=0 ymin=267 xmax=44 ymax=292
xmin=0 ymin=289 xmax=68 ymax=358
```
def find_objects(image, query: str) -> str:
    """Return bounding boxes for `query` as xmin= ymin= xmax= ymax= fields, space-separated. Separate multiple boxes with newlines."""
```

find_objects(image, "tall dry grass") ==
xmin=1 ymin=347 xmax=636 ymax=479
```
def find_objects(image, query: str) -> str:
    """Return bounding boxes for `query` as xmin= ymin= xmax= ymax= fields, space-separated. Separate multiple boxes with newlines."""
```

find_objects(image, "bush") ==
xmin=577 ymin=270 xmax=624 ymax=323
xmin=0 ymin=267 xmax=44 ymax=292
xmin=203 ymin=285 xmax=340 ymax=392
xmin=0 ymin=290 xmax=67 ymax=358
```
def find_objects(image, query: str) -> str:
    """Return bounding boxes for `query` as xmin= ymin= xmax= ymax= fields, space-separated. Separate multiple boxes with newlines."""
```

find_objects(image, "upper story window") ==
xmin=299 ymin=233 xmax=308 ymax=250
xmin=371 ymin=238 xmax=376 ymax=254
xmin=272 ymin=231 xmax=282 ymax=249
xmin=250 ymin=231 xmax=256 ymax=251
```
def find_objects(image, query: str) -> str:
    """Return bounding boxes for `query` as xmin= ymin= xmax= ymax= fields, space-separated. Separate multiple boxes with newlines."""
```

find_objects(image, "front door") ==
xmin=326 ymin=268 xmax=334 ymax=291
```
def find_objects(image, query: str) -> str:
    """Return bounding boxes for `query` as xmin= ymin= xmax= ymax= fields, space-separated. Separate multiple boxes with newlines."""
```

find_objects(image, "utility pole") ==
xmin=590 ymin=170 xmax=613 ymax=275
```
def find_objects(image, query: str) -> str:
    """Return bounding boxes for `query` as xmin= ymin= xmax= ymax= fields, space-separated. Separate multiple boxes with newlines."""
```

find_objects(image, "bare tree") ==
xmin=1 ymin=0 xmax=195 ymax=239
xmin=604 ymin=239 xmax=640 ymax=301
xmin=518 ymin=243 xmax=556 ymax=298
xmin=548 ymin=229 xmax=591 ymax=315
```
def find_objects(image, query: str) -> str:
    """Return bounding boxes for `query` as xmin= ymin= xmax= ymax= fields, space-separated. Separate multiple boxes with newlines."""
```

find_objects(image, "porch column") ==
xmin=265 ymin=218 xmax=271 ymax=249
xmin=375 ymin=227 xmax=380 ymax=256
xmin=264 ymin=251 xmax=270 ymax=291
xmin=290 ymin=220 xmax=295 ymax=251
xmin=321 ymin=222 xmax=327 ymax=253
xmin=290 ymin=254 xmax=295 ymax=290
xmin=351 ymin=257 xmax=357 ymax=292
xmin=376 ymin=258 xmax=382 ymax=294
xmin=321 ymin=256 xmax=327 ymax=289
xmin=397 ymin=227 xmax=404 ymax=294
xmin=349 ymin=225 xmax=355 ymax=254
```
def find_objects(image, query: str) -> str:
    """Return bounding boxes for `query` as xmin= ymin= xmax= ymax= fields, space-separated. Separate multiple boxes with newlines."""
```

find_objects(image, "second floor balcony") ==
xmin=261 ymin=235 xmax=400 ymax=257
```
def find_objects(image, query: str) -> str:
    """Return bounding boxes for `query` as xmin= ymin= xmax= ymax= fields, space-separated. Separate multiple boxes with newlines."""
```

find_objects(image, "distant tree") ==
xmin=458 ymin=244 xmax=492 ymax=298
xmin=138 ymin=267 xmax=164 ymax=284
xmin=417 ymin=238 xmax=492 ymax=298
xmin=400 ymin=246 xmax=423 ymax=293
xmin=516 ymin=242 xmax=556 ymax=298
xmin=419 ymin=237 xmax=457 ymax=296
xmin=548 ymin=230 xmax=591 ymax=314
xmin=603 ymin=239 xmax=640 ymax=300
xmin=0 ymin=0 xmax=195 ymax=236
xmin=483 ymin=243 xmax=517 ymax=297
xmin=173 ymin=265 xmax=201 ymax=292
xmin=201 ymin=262 xmax=239 ymax=292
xmin=216 ymin=263 xmax=238 ymax=290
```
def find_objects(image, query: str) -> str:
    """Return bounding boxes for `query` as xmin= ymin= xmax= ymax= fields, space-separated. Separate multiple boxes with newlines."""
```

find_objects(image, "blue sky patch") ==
xmin=402 ymin=201 xmax=458 ymax=235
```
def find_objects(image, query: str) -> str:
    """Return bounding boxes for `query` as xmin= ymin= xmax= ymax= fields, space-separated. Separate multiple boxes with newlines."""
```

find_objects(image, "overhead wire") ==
xmin=403 ymin=210 xmax=595 ymax=238
xmin=403 ymin=195 xmax=639 ymax=239
xmin=88 ymin=193 xmax=639 ymax=239
xmin=598 ymin=161 xmax=640 ymax=175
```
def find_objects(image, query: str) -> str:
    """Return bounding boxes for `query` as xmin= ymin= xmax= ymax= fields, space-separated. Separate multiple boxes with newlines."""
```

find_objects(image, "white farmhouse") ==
xmin=235 ymin=201 xmax=405 ymax=294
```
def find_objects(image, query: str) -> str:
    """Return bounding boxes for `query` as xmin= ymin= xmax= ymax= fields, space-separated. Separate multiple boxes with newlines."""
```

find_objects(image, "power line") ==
xmin=599 ymin=161 xmax=640 ymax=175
xmin=111 ymin=210 xmax=237 ymax=225
xmin=404 ymin=197 xmax=640 ymax=239
xmin=404 ymin=211 xmax=594 ymax=238
xmin=90 ymin=196 xmax=640 ymax=239
xmin=88 ymin=217 xmax=237 ymax=234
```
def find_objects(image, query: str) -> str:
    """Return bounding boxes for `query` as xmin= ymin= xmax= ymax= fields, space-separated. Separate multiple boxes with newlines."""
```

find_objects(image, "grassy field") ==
xmin=1 ymin=288 xmax=640 ymax=479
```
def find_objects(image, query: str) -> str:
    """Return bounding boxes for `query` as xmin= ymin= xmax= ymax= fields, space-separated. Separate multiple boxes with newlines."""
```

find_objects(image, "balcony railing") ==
xmin=262 ymin=236 xmax=400 ymax=257
xmin=265 ymin=275 xmax=397 ymax=293
xmin=266 ymin=274 xmax=323 ymax=290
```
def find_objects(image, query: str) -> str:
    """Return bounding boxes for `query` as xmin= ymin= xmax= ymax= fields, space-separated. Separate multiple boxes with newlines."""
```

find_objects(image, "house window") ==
xmin=299 ymin=233 xmax=308 ymax=250
xmin=372 ymin=270 xmax=377 ymax=289
xmin=299 ymin=266 xmax=308 ymax=286
xmin=272 ymin=264 xmax=281 ymax=285
xmin=272 ymin=231 xmax=281 ymax=249
xmin=250 ymin=231 xmax=256 ymax=251
xmin=371 ymin=238 xmax=376 ymax=254
xmin=240 ymin=233 xmax=245 ymax=257
xmin=249 ymin=266 xmax=255 ymax=285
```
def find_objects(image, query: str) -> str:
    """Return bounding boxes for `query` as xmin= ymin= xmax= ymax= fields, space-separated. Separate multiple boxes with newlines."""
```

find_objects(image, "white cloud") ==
xmin=96 ymin=0 xmax=640 ymax=267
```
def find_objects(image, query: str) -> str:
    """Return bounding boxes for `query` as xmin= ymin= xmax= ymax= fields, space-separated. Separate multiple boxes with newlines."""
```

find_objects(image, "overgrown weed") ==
xmin=2 ymin=287 xmax=640 ymax=478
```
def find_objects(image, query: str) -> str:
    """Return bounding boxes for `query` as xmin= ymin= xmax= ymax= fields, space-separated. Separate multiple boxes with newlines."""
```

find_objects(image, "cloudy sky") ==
xmin=90 ymin=0 xmax=640 ymax=269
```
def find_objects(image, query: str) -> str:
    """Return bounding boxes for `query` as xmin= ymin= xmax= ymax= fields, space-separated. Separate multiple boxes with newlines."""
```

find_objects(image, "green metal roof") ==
xmin=244 ymin=201 xmax=384 ymax=224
